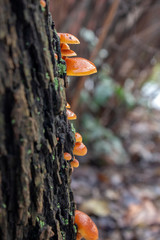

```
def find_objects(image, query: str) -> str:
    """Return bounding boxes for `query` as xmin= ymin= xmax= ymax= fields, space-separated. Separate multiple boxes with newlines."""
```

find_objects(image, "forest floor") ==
xmin=72 ymin=107 xmax=160 ymax=240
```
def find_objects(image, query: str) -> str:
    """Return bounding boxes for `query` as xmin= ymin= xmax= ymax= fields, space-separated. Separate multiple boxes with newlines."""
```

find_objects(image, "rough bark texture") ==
xmin=0 ymin=0 xmax=76 ymax=239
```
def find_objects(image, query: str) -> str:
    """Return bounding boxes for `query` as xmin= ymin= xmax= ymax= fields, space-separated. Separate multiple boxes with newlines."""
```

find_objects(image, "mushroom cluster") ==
xmin=57 ymin=32 xmax=98 ymax=240
xmin=58 ymin=33 xmax=97 ymax=76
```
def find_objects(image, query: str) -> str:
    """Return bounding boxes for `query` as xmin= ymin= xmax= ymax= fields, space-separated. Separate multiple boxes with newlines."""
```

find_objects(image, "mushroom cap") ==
xmin=76 ymin=233 xmax=82 ymax=240
xmin=75 ymin=210 xmax=99 ymax=240
xmin=71 ymin=158 xmax=79 ymax=168
xmin=66 ymin=109 xmax=77 ymax=120
xmin=58 ymin=33 xmax=80 ymax=44
xmin=60 ymin=43 xmax=70 ymax=50
xmin=64 ymin=152 xmax=72 ymax=161
xmin=73 ymin=142 xmax=87 ymax=156
xmin=40 ymin=0 xmax=46 ymax=7
xmin=54 ymin=53 xmax=58 ymax=60
xmin=75 ymin=132 xmax=82 ymax=143
xmin=66 ymin=102 xmax=71 ymax=108
xmin=61 ymin=49 xmax=77 ymax=57
xmin=65 ymin=57 xmax=97 ymax=76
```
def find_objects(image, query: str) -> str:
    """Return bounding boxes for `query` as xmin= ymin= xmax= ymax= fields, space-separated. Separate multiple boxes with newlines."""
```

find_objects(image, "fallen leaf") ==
xmin=80 ymin=199 xmax=110 ymax=217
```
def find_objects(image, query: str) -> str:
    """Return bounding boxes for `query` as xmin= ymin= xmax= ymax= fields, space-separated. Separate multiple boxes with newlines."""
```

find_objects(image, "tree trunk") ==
xmin=0 ymin=0 xmax=76 ymax=239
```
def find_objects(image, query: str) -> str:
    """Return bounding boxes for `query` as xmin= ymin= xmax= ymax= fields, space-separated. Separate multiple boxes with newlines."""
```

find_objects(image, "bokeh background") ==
xmin=50 ymin=0 xmax=160 ymax=239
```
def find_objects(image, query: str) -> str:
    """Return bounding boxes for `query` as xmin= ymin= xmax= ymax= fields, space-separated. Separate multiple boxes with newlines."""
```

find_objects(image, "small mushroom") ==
xmin=64 ymin=152 xmax=72 ymax=161
xmin=66 ymin=102 xmax=71 ymax=108
xmin=75 ymin=132 xmax=82 ymax=143
xmin=61 ymin=49 xmax=77 ymax=57
xmin=60 ymin=43 xmax=70 ymax=50
xmin=73 ymin=142 xmax=87 ymax=156
xmin=65 ymin=57 xmax=97 ymax=76
xmin=54 ymin=53 xmax=58 ymax=60
xmin=58 ymin=33 xmax=80 ymax=44
xmin=71 ymin=158 xmax=79 ymax=168
xmin=40 ymin=0 xmax=46 ymax=7
xmin=74 ymin=210 xmax=99 ymax=240
xmin=66 ymin=109 xmax=77 ymax=120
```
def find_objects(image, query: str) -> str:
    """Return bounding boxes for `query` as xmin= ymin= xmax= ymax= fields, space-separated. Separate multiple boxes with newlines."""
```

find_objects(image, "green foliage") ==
xmin=81 ymin=113 xmax=128 ymax=164
xmin=79 ymin=66 xmax=136 ymax=164
xmin=93 ymin=77 xmax=114 ymax=106
xmin=115 ymin=85 xmax=135 ymax=107
xmin=80 ymin=69 xmax=136 ymax=113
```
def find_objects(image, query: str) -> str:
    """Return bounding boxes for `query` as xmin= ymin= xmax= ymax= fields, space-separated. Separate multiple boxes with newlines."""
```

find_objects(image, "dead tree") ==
xmin=0 ymin=0 xmax=76 ymax=239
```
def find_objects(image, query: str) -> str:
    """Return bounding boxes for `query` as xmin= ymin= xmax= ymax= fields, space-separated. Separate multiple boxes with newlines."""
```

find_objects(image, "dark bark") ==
xmin=0 ymin=0 xmax=76 ymax=239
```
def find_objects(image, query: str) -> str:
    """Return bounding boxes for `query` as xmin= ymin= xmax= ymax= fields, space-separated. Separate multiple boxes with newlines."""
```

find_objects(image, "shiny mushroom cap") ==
xmin=66 ymin=109 xmax=77 ymax=120
xmin=60 ymin=43 xmax=70 ymax=50
xmin=71 ymin=158 xmax=79 ymax=168
xmin=73 ymin=142 xmax=87 ymax=156
xmin=74 ymin=210 xmax=99 ymax=240
xmin=58 ymin=33 xmax=80 ymax=44
xmin=75 ymin=132 xmax=82 ymax=143
xmin=61 ymin=49 xmax=77 ymax=57
xmin=40 ymin=0 xmax=46 ymax=7
xmin=64 ymin=152 xmax=72 ymax=161
xmin=65 ymin=57 xmax=97 ymax=76
xmin=66 ymin=102 xmax=71 ymax=108
xmin=54 ymin=53 xmax=58 ymax=60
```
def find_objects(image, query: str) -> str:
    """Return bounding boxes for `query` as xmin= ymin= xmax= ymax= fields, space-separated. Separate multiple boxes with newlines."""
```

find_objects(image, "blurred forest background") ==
xmin=50 ymin=0 xmax=160 ymax=239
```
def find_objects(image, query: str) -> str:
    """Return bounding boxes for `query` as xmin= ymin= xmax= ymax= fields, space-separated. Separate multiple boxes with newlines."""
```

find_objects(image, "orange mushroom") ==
xmin=54 ymin=53 xmax=58 ymax=60
xmin=73 ymin=142 xmax=87 ymax=156
xmin=74 ymin=210 xmax=99 ymax=240
xmin=75 ymin=132 xmax=82 ymax=143
xmin=71 ymin=158 xmax=79 ymax=168
xmin=66 ymin=102 xmax=71 ymax=108
xmin=66 ymin=109 xmax=77 ymax=120
xmin=40 ymin=0 xmax=46 ymax=7
xmin=60 ymin=43 xmax=70 ymax=50
xmin=65 ymin=57 xmax=97 ymax=76
xmin=58 ymin=33 xmax=80 ymax=44
xmin=64 ymin=152 xmax=72 ymax=161
xmin=61 ymin=49 xmax=77 ymax=57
